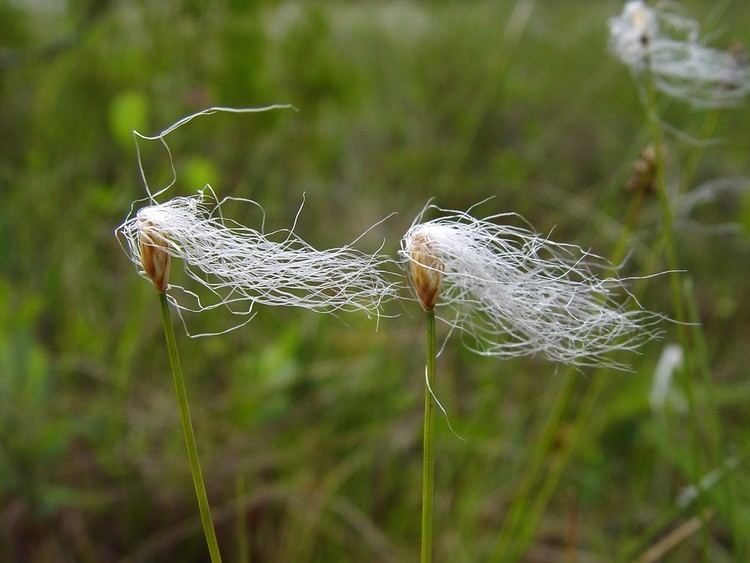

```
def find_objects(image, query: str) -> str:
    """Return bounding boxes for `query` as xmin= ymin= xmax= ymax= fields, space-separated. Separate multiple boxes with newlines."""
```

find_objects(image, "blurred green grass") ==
xmin=2 ymin=1 xmax=750 ymax=561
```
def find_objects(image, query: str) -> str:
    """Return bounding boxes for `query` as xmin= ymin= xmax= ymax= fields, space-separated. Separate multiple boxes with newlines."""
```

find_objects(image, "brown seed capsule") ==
xmin=408 ymin=233 xmax=443 ymax=311
xmin=138 ymin=221 xmax=171 ymax=293
xmin=625 ymin=144 xmax=658 ymax=195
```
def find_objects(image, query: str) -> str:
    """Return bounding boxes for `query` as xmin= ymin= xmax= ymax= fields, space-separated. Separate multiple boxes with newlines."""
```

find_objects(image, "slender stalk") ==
xmin=159 ymin=293 xmax=223 ymax=563
xmin=642 ymin=68 xmax=711 ymax=556
xmin=507 ymin=375 xmax=606 ymax=560
xmin=493 ymin=373 xmax=575 ymax=556
xmin=646 ymin=61 xmax=750 ymax=554
xmin=642 ymin=71 xmax=687 ymax=328
xmin=684 ymin=278 xmax=743 ymax=558
xmin=421 ymin=310 xmax=437 ymax=563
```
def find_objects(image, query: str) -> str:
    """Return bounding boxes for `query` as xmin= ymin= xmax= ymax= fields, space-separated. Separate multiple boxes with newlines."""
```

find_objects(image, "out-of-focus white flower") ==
xmin=117 ymin=189 xmax=397 ymax=321
xmin=677 ymin=456 xmax=739 ymax=508
xmin=649 ymin=343 xmax=685 ymax=411
xmin=400 ymin=204 xmax=664 ymax=369
xmin=609 ymin=1 xmax=750 ymax=108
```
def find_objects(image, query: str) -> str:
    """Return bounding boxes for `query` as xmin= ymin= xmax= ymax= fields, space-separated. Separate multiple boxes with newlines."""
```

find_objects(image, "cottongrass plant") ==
xmin=611 ymin=3 xmax=743 ymax=552
xmin=117 ymin=106 xmax=398 ymax=561
xmin=401 ymin=203 xmax=664 ymax=562
xmin=609 ymin=0 xmax=750 ymax=108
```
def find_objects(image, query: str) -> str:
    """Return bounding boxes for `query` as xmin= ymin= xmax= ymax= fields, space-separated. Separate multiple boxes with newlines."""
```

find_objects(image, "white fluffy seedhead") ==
xmin=609 ymin=1 xmax=750 ymax=108
xmin=117 ymin=189 xmax=398 ymax=322
xmin=609 ymin=0 xmax=660 ymax=66
xmin=400 ymin=204 xmax=665 ymax=369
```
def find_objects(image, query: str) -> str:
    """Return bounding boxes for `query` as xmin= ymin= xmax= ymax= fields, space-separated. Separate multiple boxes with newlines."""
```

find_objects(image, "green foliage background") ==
xmin=1 ymin=1 xmax=750 ymax=561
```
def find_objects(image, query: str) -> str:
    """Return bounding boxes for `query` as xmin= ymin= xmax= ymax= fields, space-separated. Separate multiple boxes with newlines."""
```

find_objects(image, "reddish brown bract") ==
xmin=408 ymin=233 xmax=443 ymax=311
xmin=139 ymin=224 xmax=171 ymax=293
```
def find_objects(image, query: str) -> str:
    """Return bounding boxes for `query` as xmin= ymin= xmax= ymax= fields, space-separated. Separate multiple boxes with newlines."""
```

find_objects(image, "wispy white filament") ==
xmin=117 ymin=189 xmax=397 ymax=320
xmin=676 ymin=177 xmax=750 ymax=236
xmin=133 ymin=105 xmax=296 ymax=201
xmin=609 ymin=1 xmax=750 ymax=108
xmin=400 ymin=204 xmax=665 ymax=369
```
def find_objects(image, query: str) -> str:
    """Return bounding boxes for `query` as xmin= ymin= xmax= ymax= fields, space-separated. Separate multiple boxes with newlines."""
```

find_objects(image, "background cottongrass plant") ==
xmin=401 ymin=203 xmax=665 ymax=370
xmin=609 ymin=0 xmax=750 ymax=108
xmin=609 ymin=1 xmax=746 ymax=556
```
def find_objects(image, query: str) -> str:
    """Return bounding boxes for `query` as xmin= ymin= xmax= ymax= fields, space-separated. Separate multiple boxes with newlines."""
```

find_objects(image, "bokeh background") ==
xmin=2 ymin=1 xmax=750 ymax=561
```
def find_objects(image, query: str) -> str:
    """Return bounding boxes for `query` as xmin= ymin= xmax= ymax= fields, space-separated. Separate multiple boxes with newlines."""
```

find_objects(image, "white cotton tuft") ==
xmin=609 ymin=0 xmax=660 ymax=66
xmin=400 ymin=205 xmax=665 ymax=369
xmin=608 ymin=1 xmax=750 ymax=108
xmin=117 ymin=189 xmax=398 ymax=320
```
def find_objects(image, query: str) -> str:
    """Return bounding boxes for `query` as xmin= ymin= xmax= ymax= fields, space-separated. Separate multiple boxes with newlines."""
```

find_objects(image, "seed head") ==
xmin=407 ymin=233 xmax=443 ymax=311
xmin=400 ymin=204 xmax=665 ymax=369
xmin=625 ymin=144 xmax=658 ymax=195
xmin=117 ymin=189 xmax=398 ymax=325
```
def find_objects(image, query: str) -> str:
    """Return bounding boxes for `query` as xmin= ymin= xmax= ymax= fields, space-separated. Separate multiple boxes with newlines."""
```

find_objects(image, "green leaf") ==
xmin=109 ymin=91 xmax=148 ymax=149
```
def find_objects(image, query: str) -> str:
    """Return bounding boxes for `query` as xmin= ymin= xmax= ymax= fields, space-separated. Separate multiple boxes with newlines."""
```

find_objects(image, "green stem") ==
xmin=421 ymin=310 xmax=437 ymax=563
xmin=642 ymin=72 xmax=686 ymax=326
xmin=508 ymin=375 xmax=605 ymax=560
xmin=493 ymin=372 xmax=575 ymax=557
xmin=643 ymin=72 xmax=725 ymax=465
xmin=159 ymin=293 xmax=223 ymax=563
xmin=684 ymin=278 xmax=743 ymax=558
xmin=642 ymin=67 xmax=711 ymax=556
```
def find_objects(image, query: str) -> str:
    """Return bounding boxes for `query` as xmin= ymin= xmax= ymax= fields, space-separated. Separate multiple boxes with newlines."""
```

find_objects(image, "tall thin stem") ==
xmin=613 ymin=73 xmax=736 ymax=556
xmin=493 ymin=373 xmax=576 ymax=557
xmin=642 ymin=67 xmax=712 ymax=556
xmin=421 ymin=310 xmax=437 ymax=563
xmin=159 ymin=293 xmax=223 ymax=563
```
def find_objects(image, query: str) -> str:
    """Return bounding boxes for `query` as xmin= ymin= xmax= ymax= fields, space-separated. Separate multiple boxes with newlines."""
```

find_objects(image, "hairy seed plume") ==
xmin=400 ymin=204 xmax=665 ymax=369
